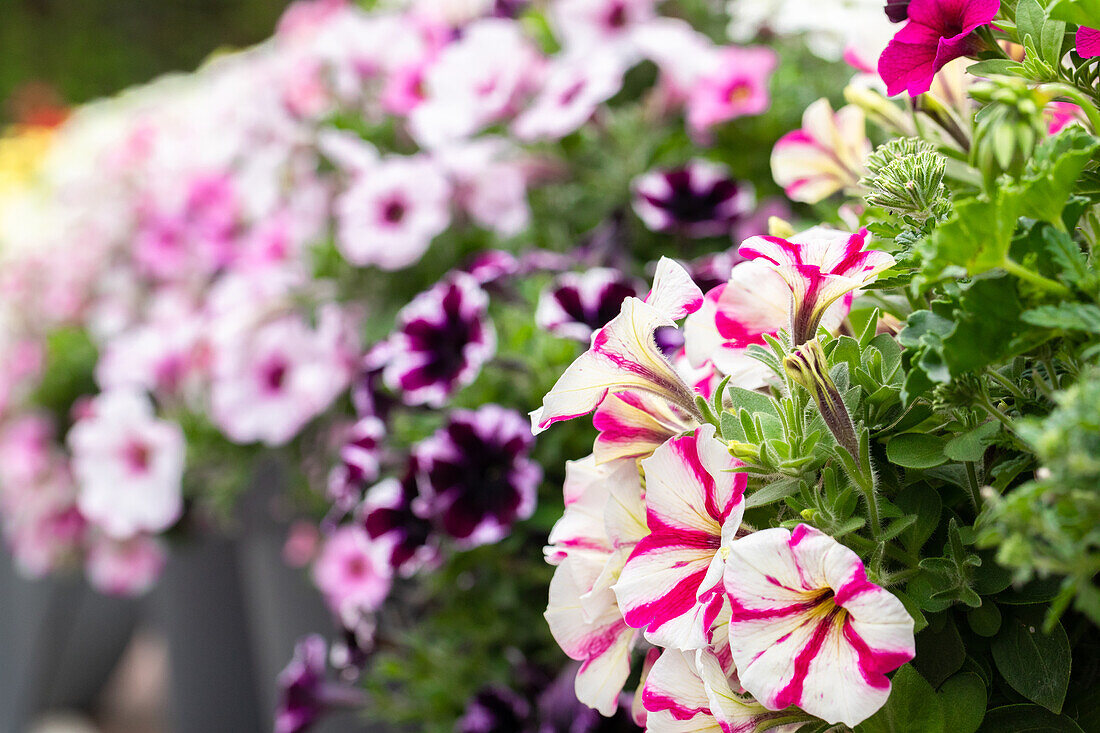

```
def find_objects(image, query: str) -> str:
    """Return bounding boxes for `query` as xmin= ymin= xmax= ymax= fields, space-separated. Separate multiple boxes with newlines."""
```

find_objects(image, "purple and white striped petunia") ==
xmin=536 ymin=268 xmax=644 ymax=343
xmin=531 ymin=258 xmax=704 ymax=434
xmin=383 ymin=272 xmax=496 ymax=407
xmin=770 ymin=99 xmax=870 ymax=205
xmin=643 ymin=648 xmax=804 ymax=733
xmin=633 ymin=160 xmax=755 ymax=239
xmin=545 ymin=455 xmax=648 ymax=716
xmin=683 ymin=260 xmax=850 ymax=388
xmin=415 ymin=405 xmax=541 ymax=549
xmin=739 ymin=227 xmax=894 ymax=346
xmin=723 ymin=524 xmax=916 ymax=727
xmin=613 ymin=424 xmax=745 ymax=650
xmin=359 ymin=458 xmax=439 ymax=577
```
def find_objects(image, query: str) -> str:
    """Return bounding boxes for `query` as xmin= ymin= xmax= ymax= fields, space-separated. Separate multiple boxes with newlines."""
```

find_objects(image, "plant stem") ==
xmin=1002 ymin=258 xmax=1073 ymax=297
xmin=986 ymin=367 xmax=1029 ymax=401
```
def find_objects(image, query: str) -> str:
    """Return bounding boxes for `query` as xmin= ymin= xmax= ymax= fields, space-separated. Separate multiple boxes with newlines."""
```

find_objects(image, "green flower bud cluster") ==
xmin=861 ymin=138 xmax=950 ymax=221
xmin=970 ymin=77 xmax=1049 ymax=183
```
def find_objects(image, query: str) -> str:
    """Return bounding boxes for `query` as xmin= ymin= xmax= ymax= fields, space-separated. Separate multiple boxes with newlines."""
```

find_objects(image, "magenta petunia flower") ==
xmin=877 ymin=0 xmax=999 ymax=96
xmin=724 ymin=525 xmax=916 ymax=727
xmin=1078 ymin=27 xmax=1100 ymax=58
xmin=359 ymin=458 xmax=439 ymax=576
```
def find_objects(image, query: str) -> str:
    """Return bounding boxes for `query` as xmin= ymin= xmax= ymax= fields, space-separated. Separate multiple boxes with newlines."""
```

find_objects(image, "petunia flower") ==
xmin=359 ymin=457 xmax=439 ymax=576
xmin=457 ymin=685 xmax=532 ymax=733
xmin=84 ymin=533 xmax=167 ymax=597
xmin=739 ymin=226 xmax=894 ymax=345
xmin=723 ymin=524 xmax=916 ymax=728
xmin=275 ymin=634 xmax=365 ymax=733
xmin=613 ymin=425 xmax=746 ymax=650
xmin=312 ymin=524 xmax=395 ymax=621
xmin=686 ymin=46 xmax=778 ymax=136
xmin=68 ymin=389 xmax=185 ymax=540
xmin=771 ymin=99 xmax=871 ymax=204
xmin=512 ymin=50 xmax=627 ymax=141
xmin=643 ymin=648 xmax=805 ymax=733
xmin=382 ymin=272 xmax=496 ymax=407
xmin=545 ymin=454 xmax=648 ymax=716
xmin=592 ymin=391 xmax=698 ymax=465
xmin=415 ymin=405 xmax=541 ymax=548
xmin=531 ymin=258 xmax=705 ymax=434
xmin=633 ymin=160 xmax=755 ymax=239
xmin=327 ymin=415 xmax=387 ymax=513
xmin=1078 ymin=27 xmax=1100 ymax=58
xmin=877 ymin=0 xmax=999 ymax=96
xmin=536 ymin=268 xmax=643 ymax=343
xmin=683 ymin=260 xmax=850 ymax=389
xmin=335 ymin=154 xmax=452 ymax=270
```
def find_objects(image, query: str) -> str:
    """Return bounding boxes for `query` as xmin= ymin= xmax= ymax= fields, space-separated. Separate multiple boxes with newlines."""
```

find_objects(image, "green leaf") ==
xmin=991 ymin=613 xmax=1071 ymax=713
xmin=1042 ymin=228 xmax=1091 ymax=287
xmin=917 ymin=188 xmax=1021 ymax=282
xmin=1040 ymin=16 xmax=1067 ymax=67
xmin=887 ymin=433 xmax=949 ymax=469
xmin=968 ymin=601 xmax=1003 ymax=637
xmin=1015 ymin=0 xmax=1047 ymax=47
xmin=726 ymin=386 xmax=779 ymax=418
xmin=977 ymin=704 xmax=1084 ymax=732
xmin=855 ymin=665 xmax=945 ymax=733
xmin=1048 ymin=0 xmax=1100 ymax=26
xmin=1021 ymin=303 xmax=1100 ymax=333
xmin=945 ymin=421 xmax=1001 ymax=462
xmin=894 ymin=485 xmax=942 ymax=553
xmin=913 ymin=613 xmax=966 ymax=687
xmin=937 ymin=672 xmax=987 ymax=733
xmin=1018 ymin=129 xmax=1100 ymax=225
xmin=745 ymin=477 xmax=802 ymax=508
xmin=967 ymin=59 xmax=1026 ymax=76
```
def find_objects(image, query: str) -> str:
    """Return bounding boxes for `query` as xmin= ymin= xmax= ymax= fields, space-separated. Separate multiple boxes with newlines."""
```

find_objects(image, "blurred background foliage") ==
xmin=0 ymin=0 xmax=291 ymax=122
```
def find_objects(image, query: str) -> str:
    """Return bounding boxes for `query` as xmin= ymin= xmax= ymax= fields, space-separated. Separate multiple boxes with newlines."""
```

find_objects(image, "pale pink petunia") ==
xmin=68 ymin=389 xmax=185 ymax=540
xmin=530 ymin=258 xmax=704 ymax=434
xmin=724 ymin=524 xmax=915 ymax=727
xmin=210 ymin=306 xmax=355 ymax=446
xmin=683 ymin=260 xmax=851 ymax=386
xmin=435 ymin=138 xmax=530 ymax=237
xmin=408 ymin=19 xmax=541 ymax=148
xmin=313 ymin=524 xmax=395 ymax=623
xmin=335 ymin=154 xmax=452 ymax=270
xmin=771 ymin=98 xmax=871 ymax=204
xmin=512 ymin=50 xmax=627 ymax=141
xmin=545 ymin=455 xmax=648 ymax=715
xmin=550 ymin=0 xmax=657 ymax=56
xmin=1079 ymin=27 xmax=1100 ymax=58
xmin=613 ymin=425 xmax=745 ymax=650
xmin=686 ymin=46 xmax=778 ymax=137
xmin=85 ymin=533 xmax=167 ymax=596
xmin=739 ymin=226 xmax=893 ymax=345
xmin=643 ymin=648 xmax=804 ymax=733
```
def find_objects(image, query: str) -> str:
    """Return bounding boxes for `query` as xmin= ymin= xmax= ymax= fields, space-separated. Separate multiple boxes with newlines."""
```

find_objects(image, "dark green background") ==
xmin=1 ymin=0 xmax=291 ymax=121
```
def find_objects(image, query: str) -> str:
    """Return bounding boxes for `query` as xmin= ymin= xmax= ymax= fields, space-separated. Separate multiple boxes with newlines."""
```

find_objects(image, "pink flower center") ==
xmin=345 ymin=554 xmax=370 ymax=579
xmin=382 ymin=197 xmax=407 ymax=225
xmin=261 ymin=357 xmax=289 ymax=394
xmin=606 ymin=2 xmax=627 ymax=28
xmin=122 ymin=439 xmax=152 ymax=475
xmin=726 ymin=81 xmax=753 ymax=105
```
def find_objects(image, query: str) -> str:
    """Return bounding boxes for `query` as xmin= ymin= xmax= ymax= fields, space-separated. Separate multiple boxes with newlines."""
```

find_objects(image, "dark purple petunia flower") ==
xmin=458 ymin=686 xmax=533 ymax=733
xmin=327 ymin=415 xmax=386 ymax=513
xmin=885 ymin=0 xmax=911 ymax=22
xmin=359 ymin=457 xmax=439 ymax=576
xmin=535 ymin=268 xmax=643 ymax=342
xmin=465 ymin=249 xmax=521 ymax=285
xmin=415 ymin=405 xmax=541 ymax=548
xmin=382 ymin=272 xmax=496 ymax=407
xmin=537 ymin=666 xmax=641 ymax=733
xmin=275 ymin=635 xmax=364 ymax=733
xmin=632 ymin=159 xmax=755 ymax=238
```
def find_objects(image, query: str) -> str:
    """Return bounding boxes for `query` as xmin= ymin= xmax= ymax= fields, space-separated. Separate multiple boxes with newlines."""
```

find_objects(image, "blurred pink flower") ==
xmin=68 ymin=389 xmax=185 ymax=539
xmin=686 ymin=46 xmax=777 ymax=136
xmin=85 ymin=533 xmax=167 ymax=596
xmin=313 ymin=525 xmax=395 ymax=620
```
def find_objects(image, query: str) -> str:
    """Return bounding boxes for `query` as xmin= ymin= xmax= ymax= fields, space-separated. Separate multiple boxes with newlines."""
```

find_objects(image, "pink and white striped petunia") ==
xmin=683 ymin=260 xmax=850 ymax=388
xmin=723 ymin=524 xmax=916 ymax=728
xmin=739 ymin=226 xmax=894 ymax=345
xmin=613 ymin=424 xmax=746 ymax=650
xmin=643 ymin=648 xmax=804 ymax=733
xmin=770 ymin=99 xmax=871 ymax=204
xmin=530 ymin=257 xmax=704 ymax=434
xmin=592 ymin=391 xmax=697 ymax=465
xmin=545 ymin=455 xmax=648 ymax=716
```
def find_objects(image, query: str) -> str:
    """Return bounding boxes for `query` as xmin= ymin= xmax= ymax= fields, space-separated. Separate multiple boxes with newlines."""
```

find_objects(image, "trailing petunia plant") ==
xmin=534 ymin=1 xmax=1100 ymax=732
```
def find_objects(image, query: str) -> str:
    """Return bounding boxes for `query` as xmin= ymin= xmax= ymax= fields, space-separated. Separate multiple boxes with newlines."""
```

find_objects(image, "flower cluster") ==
xmin=538 ymin=237 xmax=911 ymax=728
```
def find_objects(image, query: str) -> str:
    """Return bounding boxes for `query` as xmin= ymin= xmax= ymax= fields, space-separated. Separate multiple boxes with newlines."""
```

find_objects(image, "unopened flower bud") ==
xmin=728 ymin=440 xmax=761 ymax=464
xmin=767 ymin=216 xmax=796 ymax=239
xmin=784 ymin=339 xmax=860 ymax=459
xmin=862 ymin=139 xmax=949 ymax=221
